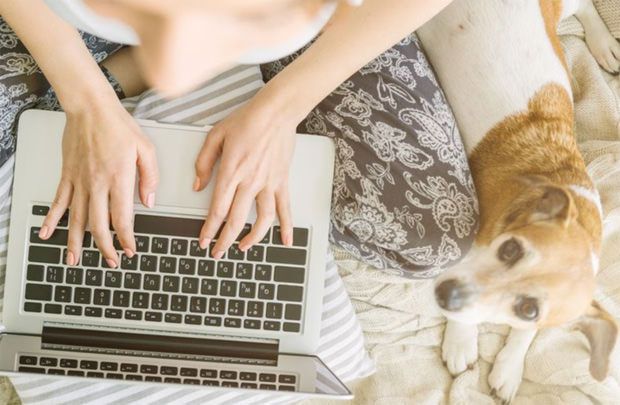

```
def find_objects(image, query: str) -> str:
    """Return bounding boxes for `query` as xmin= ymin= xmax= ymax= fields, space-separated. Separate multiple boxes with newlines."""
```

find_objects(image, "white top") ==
xmin=44 ymin=0 xmax=339 ymax=64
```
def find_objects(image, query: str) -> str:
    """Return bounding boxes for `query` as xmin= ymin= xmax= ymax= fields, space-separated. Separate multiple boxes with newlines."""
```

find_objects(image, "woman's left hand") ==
xmin=194 ymin=86 xmax=299 ymax=258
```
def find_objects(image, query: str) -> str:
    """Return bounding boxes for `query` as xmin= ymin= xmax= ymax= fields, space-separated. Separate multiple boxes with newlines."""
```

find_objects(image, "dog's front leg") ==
xmin=573 ymin=0 xmax=620 ymax=73
xmin=488 ymin=328 xmax=537 ymax=404
xmin=442 ymin=320 xmax=479 ymax=375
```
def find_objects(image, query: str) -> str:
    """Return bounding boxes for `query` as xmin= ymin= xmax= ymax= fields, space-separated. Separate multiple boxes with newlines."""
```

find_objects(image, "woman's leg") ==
xmin=262 ymin=34 xmax=479 ymax=278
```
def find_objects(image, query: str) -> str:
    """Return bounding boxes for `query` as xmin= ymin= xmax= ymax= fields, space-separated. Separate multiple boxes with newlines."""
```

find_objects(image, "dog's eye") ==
xmin=514 ymin=296 xmax=539 ymax=321
xmin=498 ymin=238 xmax=523 ymax=265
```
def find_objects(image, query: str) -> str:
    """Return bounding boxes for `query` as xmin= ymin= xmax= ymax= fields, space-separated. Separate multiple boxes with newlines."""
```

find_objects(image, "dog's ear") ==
xmin=574 ymin=301 xmax=618 ymax=381
xmin=505 ymin=183 xmax=576 ymax=228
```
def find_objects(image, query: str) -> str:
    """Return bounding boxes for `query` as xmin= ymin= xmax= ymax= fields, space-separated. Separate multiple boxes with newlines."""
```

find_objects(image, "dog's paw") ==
xmin=441 ymin=321 xmax=478 ymax=375
xmin=585 ymin=28 xmax=620 ymax=74
xmin=488 ymin=347 xmax=524 ymax=404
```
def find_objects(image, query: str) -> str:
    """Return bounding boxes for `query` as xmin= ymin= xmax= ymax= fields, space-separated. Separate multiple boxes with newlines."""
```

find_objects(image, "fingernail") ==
xmin=285 ymin=234 xmax=293 ymax=246
xmin=193 ymin=176 xmax=201 ymax=191
xmin=199 ymin=238 xmax=210 ymax=250
xmin=124 ymin=248 xmax=134 ymax=258
xmin=146 ymin=193 xmax=155 ymax=209
xmin=67 ymin=251 xmax=75 ymax=266
xmin=213 ymin=250 xmax=224 ymax=260
xmin=239 ymin=244 xmax=248 ymax=252
xmin=39 ymin=226 xmax=49 ymax=239
xmin=106 ymin=258 xmax=118 ymax=268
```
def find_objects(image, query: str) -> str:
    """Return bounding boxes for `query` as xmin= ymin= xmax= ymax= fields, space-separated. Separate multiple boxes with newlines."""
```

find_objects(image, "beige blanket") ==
xmin=306 ymin=4 xmax=620 ymax=405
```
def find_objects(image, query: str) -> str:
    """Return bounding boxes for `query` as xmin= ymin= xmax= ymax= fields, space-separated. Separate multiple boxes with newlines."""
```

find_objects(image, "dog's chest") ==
xmin=417 ymin=0 xmax=572 ymax=155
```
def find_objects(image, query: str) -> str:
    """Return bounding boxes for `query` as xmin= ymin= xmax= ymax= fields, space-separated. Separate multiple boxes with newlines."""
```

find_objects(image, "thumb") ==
xmin=194 ymin=127 xmax=223 ymax=191
xmin=137 ymin=140 xmax=159 ymax=208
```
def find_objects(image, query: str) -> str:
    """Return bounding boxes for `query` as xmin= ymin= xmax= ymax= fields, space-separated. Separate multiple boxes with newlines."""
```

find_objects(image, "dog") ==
xmin=417 ymin=0 xmax=619 ymax=402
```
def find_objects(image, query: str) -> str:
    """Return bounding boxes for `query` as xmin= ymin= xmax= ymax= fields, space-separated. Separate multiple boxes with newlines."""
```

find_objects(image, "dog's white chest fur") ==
xmin=417 ymin=0 xmax=572 ymax=155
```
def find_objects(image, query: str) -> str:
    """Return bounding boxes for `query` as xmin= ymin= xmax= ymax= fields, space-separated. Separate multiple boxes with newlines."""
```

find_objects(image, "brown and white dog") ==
xmin=417 ymin=0 xmax=619 ymax=401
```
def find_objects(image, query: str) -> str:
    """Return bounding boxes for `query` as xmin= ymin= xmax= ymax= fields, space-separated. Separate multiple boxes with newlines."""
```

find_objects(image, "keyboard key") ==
xmin=197 ymin=260 xmax=214 ymax=276
xmin=24 ymin=302 xmax=42 ymax=312
xmin=266 ymin=303 xmax=283 ymax=319
xmin=164 ymin=377 xmax=181 ymax=383
xmin=170 ymin=295 xmax=188 ymax=312
xmin=54 ymin=285 xmax=72 ymax=303
xmin=285 ymin=304 xmax=302 ymax=320
xmin=200 ymin=279 xmax=218 ymax=295
xmin=240 ymin=382 xmax=257 ymax=389
xmin=208 ymin=298 xmax=225 ymax=315
xmin=264 ymin=321 xmax=280 ymax=331
xmin=125 ymin=310 xmax=142 ymax=320
xmin=258 ymin=284 xmax=275 ymax=300
xmin=107 ymin=373 xmax=123 ymax=379
xmin=240 ymin=372 xmax=257 ymax=381
xmin=279 ymin=385 xmax=295 ymax=392
xmin=105 ymin=308 xmax=122 ymax=319
xmin=283 ymin=322 xmax=301 ymax=332
xmin=247 ymin=246 xmax=264 ymax=262
xmin=151 ymin=237 xmax=169 ymax=254
xmin=165 ymin=313 xmax=182 ymax=323
xmin=66 ymin=268 xmax=83 ymax=285
xmin=217 ymin=261 xmax=234 ymax=278
xmin=180 ymin=368 xmax=198 ymax=377
xmin=220 ymin=280 xmax=237 ymax=297
xmin=85 ymin=307 xmax=102 ymax=317
xmin=220 ymin=370 xmax=238 ymax=380
xmin=32 ymin=205 xmax=49 ymax=216
xmin=30 ymin=227 xmax=72 ymax=246
xmin=243 ymin=319 xmax=261 ymax=329
xmin=126 ymin=375 xmax=143 ymax=381
xmin=171 ymin=239 xmax=188 ymax=255
xmin=266 ymin=247 xmax=307 ymax=266
xmin=145 ymin=376 xmax=162 ymax=382
xmin=259 ymin=373 xmax=276 ymax=382
xmin=204 ymin=380 xmax=220 ymax=387
xmin=227 ymin=300 xmax=245 ymax=316
xmin=46 ymin=266 xmax=64 ymax=283
xmin=120 ymin=363 xmax=138 ymax=373
xmin=123 ymin=272 xmax=142 ymax=289
xmin=178 ymin=258 xmax=196 ymax=275
xmin=143 ymin=274 xmax=161 ymax=291
xmin=85 ymin=269 xmax=103 ymax=286
xmin=277 ymin=285 xmax=303 ymax=302
xmin=60 ymin=359 xmax=78 ymax=368
xmin=159 ymin=256 xmax=176 ymax=273
xmin=67 ymin=370 xmax=85 ymax=376
xmin=236 ymin=263 xmax=253 ymax=279
xmin=140 ymin=255 xmax=157 ymax=272
xmin=135 ymin=235 xmax=149 ymax=252
xmin=93 ymin=289 xmax=111 ymax=306
xmin=121 ymin=254 xmax=138 ymax=270
xmin=273 ymin=226 xmax=309 ymax=247
xmin=113 ymin=290 xmax=130 ymax=307
xmin=82 ymin=250 xmax=100 ymax=267
xmin=274 ymin=266 xmax=305 ymax=284
xmin=190 ymin=296 xmax=206 ymax=313
xmin=64 ymin=305 xmax=82 ymax=316
xmin=184 ymin=314 xmax=201 ymax=325
xmin=145 ymin=311 xmax=163 ymax=322
xmin=183 ymin=378 xmax=200 ymax=385
xmin=112 ymin=235 xmax=123 ymax=251
xmin=140 ymin=364 xmax=158 ymax=374
xmin=74 ymin=287 xmax=91 ymax=304
xmin=204 ymin=316 xmax=222 ymax=327
xmin=26 ymin=265 xmax=44 ymax=281
xmin=25 ymin=283 xmax=53 ymax=301
xmin=132 ymin=292 xmax=149 ymax=309
xmin=18 ymin=366 xmax=45 ymax=374
xmin=200 ymin=369 xmax=217 ymax=378
xmin=181 ymin=277 xmax=199 ymax=294
xmin=104 ymin=271 xmax=122 ymax=288
xmin=247 ymin=301 xmax=264 ymax=318
xmin=162 ymin=275 xmax=180 ymax=292
xmin=100 ymin=362 xmax=118 ymax=371
xmin=260 ymin=384 xmax=276 ymax=390
xmin=235 ymin=224 xmax=252 ymax=242
xmin=189 ymin=240 xmax=207 ymax=257
xmin=21 ymin=357 xmax=40 ymax=366
xmin=151 ymin=294 xmax=168 ymax=311
xmin=239 ymin=282 xmax=256 ymax=298
xmin=227 ymin=244 xmax=244 ymax=260
xmin=255 ymin=265 xmax=271 ymax=281
xmin=44 ymin=303 xmax=62 ymax=314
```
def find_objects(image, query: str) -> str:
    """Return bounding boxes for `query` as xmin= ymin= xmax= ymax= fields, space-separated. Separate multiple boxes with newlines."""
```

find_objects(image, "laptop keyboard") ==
xmin=23 ymin=205 xmax=309 ymax=333
xmin=17 ymin=354 xmax=297 ymax=390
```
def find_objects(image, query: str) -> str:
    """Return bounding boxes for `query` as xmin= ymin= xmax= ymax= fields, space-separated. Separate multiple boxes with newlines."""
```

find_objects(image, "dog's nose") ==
xmin=435 ymin=279 xmax=470 ymax=311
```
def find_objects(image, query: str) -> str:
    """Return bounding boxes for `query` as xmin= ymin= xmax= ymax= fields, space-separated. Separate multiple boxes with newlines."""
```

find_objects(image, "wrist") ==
xmin=56 ymin=73 xmax=119 ymax=115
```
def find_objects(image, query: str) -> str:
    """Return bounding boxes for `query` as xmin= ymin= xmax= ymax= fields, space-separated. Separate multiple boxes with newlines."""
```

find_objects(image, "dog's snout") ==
xmin=435 ymin=279 xmax=470 ymax=311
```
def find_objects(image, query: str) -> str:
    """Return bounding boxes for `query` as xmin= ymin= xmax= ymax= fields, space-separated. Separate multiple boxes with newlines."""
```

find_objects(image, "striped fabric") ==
xmin=0 ymin=65 xmax=374 ymax=403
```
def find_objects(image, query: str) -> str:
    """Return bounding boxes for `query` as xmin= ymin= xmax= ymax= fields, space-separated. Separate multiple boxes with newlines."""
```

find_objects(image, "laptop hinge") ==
xmin=41 ymin=325 xmax=278 ymax=365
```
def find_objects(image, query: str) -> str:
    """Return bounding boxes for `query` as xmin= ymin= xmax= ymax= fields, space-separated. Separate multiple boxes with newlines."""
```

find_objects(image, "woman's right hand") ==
xmin=39 ymin=95 xmax=159 ymax=268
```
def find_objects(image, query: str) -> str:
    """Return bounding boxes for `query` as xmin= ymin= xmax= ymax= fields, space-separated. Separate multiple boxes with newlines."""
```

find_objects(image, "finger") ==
xmin=199 ymin=165 xmax=238 ymax=249
xmin=89 ymin=189 xmax=119 ymax=267
xmin=137 ymin=139 xmax=159 ymax=208
xmin=275 ymin=184 xmax=293 ymax=246
xmin=239 ymin=190 xmax=275 ymax=251
xmin=66 ymin=189 xmax=88 ymax=266
xmin=40 ymin=177 xmax=73 ymax=240
xmin=194 ymin=127 xmax=223 ymax=191
xmin=611 ymin=41 xmax=620 ymax=60
xmin=210 ymin=184 xmax=255 ymax=259
xmin=110 ymin=172 xmax=137 ymax=257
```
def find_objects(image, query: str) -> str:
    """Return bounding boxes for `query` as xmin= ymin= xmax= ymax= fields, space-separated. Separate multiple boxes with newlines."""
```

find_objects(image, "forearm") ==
xmin=265 ymin=0 xmax=453 ymax=121
xmin=0 ymin=0 xmax=116 ymax=112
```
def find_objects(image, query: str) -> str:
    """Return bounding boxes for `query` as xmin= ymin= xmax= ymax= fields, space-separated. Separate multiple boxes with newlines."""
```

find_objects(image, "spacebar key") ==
xmin=266 ymin=247 xmax=307 ymax=266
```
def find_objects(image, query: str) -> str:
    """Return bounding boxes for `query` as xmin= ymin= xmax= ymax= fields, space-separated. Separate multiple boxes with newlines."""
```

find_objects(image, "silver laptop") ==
xmin=0 ymin=110 xmax=351 ymax=400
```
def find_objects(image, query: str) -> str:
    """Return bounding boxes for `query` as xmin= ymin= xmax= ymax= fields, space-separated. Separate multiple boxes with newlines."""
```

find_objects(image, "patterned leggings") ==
xmin=0 ymin=19 xmax=478 ymax=279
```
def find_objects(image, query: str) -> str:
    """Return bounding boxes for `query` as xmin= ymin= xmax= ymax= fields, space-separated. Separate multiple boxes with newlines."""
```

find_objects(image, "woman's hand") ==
xmin=194 ymin=87 xmax=298 ymax=258
xmin=39 ymin=95 xmax=159 ymax=267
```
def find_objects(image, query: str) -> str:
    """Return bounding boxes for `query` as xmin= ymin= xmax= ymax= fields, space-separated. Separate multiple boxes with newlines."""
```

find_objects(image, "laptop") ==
xmin=0 ymin=110 xmax=351 ymax=400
